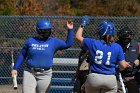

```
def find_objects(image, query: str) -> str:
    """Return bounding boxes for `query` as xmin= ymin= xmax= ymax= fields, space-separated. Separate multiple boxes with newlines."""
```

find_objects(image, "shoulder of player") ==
xmin=84 ymin=37 xmax=96 ymax=41
xmin=50 ymin=37 xmax=62 ymax=41
xmin=112 ymin=42 xmax=122 ymax=47
xmin=28 ymin=37 xmax=55 ymax=41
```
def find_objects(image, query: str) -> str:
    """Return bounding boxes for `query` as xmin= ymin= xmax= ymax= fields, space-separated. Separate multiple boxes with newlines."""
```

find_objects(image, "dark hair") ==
xmin=101 ymin=35 xmax=115 ymax=44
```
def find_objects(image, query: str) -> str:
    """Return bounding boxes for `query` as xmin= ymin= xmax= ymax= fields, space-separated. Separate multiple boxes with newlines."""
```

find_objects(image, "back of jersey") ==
xmin=83 ymin=38 xmax=124 ymax=75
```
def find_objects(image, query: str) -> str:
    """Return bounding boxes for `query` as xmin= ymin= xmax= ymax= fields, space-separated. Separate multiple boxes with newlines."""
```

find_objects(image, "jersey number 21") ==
xmin=95 ymin=50 xmax=111 ymax=65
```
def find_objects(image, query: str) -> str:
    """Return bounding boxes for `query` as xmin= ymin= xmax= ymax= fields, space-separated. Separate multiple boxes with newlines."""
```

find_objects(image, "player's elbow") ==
xmin=63 ymin=43 xmax=73 ymax=49
xmin=66 ymin=43 xmax=73 ymax=48
xmin=75 ymin=36 xmax=83 ymax=45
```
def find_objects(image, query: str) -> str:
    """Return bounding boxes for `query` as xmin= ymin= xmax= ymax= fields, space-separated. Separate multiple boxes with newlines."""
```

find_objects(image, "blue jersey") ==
xmin=13 ymin=29 xmax=73 ymax=70
xmin=83 ymin=38 xmax=125 ymax=75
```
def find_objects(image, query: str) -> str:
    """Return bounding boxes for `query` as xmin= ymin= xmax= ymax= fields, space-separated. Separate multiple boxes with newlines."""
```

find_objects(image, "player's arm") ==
xmin=117 ymin=45 xmax=131 ymax=70
xmin=76 ymin=27 xmax=84 ymax=45
xmin=11 ymin=41 xmax=28 ymax=76
xmin=76 ymin=15 xmax=90 ymax=45
xmin=119 ymin=60 xmax=131 ymax=71
xmin=54 ymin=21 xmax=74 ymax=50
xmin=65 ymin=20 xmax=74 ymax=48
xmin=13 ymin=43 xmax=28 ymax=70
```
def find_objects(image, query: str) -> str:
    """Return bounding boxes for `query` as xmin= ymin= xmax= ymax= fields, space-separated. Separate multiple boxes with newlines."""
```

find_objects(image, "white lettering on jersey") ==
xmin=31 ymin=44 xmax=49 ymax=50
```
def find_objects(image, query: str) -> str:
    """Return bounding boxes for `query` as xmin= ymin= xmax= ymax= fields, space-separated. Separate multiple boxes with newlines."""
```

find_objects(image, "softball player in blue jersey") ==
xmin=75 ymin=16 xmax=131 ymax=93
xmin=11 ymin=19 xmax=74 ymax=93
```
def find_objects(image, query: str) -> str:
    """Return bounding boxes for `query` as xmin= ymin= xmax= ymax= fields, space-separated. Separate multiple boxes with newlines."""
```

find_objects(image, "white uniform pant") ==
xmin=84 ymin=73 xmax=117 ymax=93
xmin=22 ymin=69 xmax=52 ymax=93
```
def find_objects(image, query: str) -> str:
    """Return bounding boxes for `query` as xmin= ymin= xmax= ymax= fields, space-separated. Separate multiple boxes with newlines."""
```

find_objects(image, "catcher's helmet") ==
xmin=118 ymin=27 xmax=133 ymax=38
xmin=117 ymin=27 xmax=133 ymax=45
xmin=98 ymin=21 xmax=115 ymax=36
xmin=36 ymin=19 xmax=52 ymax=34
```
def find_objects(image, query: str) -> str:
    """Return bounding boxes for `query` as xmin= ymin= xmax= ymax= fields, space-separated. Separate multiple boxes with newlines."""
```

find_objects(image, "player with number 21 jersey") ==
xmin=83 ymin=38 xmax=124 ymax=75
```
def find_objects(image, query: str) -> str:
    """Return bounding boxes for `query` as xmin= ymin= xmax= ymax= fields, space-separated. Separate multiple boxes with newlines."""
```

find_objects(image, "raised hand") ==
xmin=67 ymin=20 xmax=73 ymax=29
xmin=81 ymin=15 xmax=90 ymax=27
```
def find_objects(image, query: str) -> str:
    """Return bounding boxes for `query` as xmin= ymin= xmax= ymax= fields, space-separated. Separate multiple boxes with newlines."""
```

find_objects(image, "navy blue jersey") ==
xmin=13 ymin=29 xmax=73 ymax=70
xmin=83 ymin=38 xmax=125 ymax=75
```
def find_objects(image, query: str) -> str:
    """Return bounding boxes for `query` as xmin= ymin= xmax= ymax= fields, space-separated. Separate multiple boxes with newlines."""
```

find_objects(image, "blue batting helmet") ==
xmin=98 ymin=21 xmax=115 ymax=36
xmin=36 ymin=19 xmax=52 ymax=33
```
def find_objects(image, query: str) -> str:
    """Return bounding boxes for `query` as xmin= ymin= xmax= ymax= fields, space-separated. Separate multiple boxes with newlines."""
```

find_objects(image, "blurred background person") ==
xmin=72 ymin=46 xmax=89 ymax=93
xmin=116 ymin=27 xmax=140 ymax=93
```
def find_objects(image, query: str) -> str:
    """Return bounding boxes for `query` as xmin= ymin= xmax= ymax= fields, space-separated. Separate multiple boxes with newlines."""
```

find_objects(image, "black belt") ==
xmin=27 ymin=66 xmax=51 ymax=72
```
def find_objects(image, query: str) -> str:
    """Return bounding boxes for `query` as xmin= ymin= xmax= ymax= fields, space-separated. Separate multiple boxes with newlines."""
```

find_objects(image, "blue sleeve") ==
xmin=55 ymin=29 xmax=74 ymax=50
xmin=13 ymin=40 xmax=29 ymax=70
xmin=117 ymin=45 xmax=125 ymax=62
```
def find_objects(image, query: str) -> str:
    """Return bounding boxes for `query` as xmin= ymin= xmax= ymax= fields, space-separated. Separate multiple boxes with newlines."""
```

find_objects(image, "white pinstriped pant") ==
xmin=22 ymin=69 xmax=52 ymax=93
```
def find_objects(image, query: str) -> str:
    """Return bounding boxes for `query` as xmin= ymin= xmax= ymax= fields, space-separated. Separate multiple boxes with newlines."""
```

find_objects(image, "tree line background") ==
xmin=0 ymin=0 xmax=140 ymax=16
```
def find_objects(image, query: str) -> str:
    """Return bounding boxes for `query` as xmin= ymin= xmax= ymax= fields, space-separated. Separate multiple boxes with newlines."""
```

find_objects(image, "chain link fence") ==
xmin=0 ymin=16 xmax=140 ymax=93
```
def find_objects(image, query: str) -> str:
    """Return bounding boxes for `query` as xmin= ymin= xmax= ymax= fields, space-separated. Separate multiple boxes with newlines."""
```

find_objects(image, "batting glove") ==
xmin=80 ymin=15 xmax=90 ymax=28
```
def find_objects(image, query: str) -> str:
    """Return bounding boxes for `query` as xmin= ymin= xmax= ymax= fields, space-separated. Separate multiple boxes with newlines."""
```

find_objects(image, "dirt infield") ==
xmin=0 ymin=84 xmax=22 ymax=93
